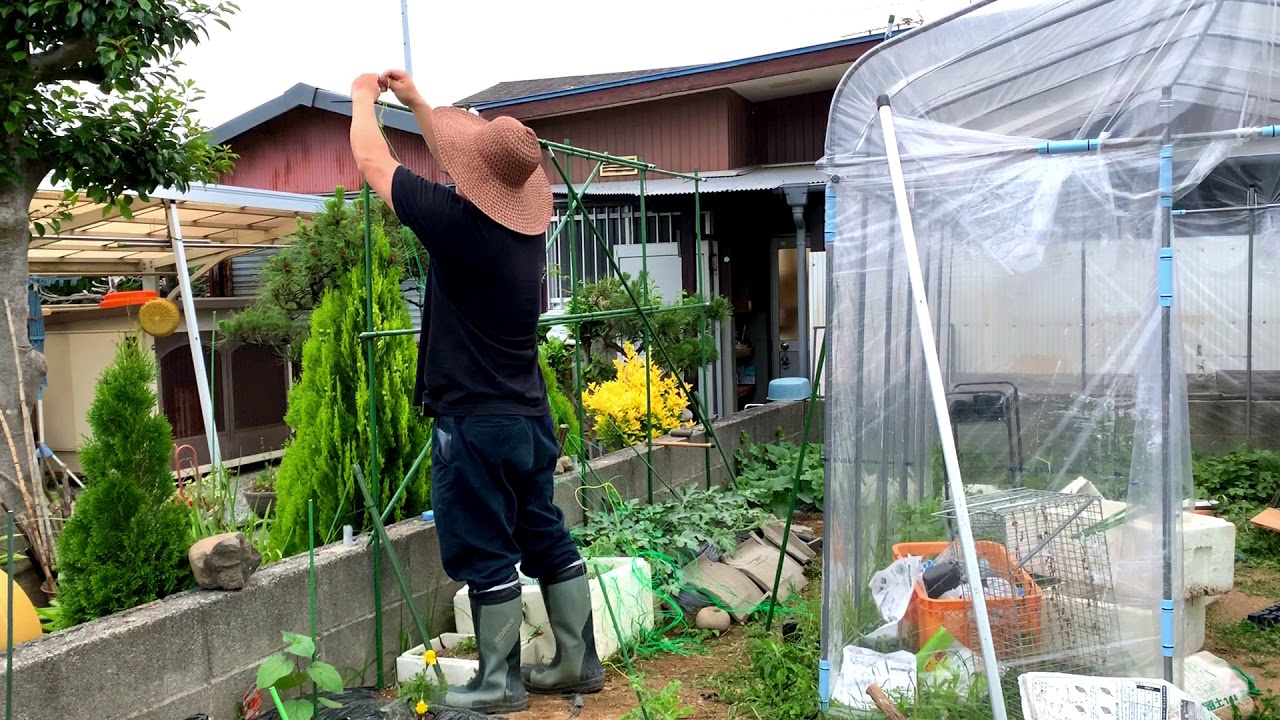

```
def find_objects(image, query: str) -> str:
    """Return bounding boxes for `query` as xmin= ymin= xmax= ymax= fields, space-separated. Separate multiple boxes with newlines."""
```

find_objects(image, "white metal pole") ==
xmin=875 ymin=95 xmax=1008 ymax=720
xmin=400 ymin=0 xmax=413 ymax=74
xmin=167 ymin=201 xmax=222 ymax=470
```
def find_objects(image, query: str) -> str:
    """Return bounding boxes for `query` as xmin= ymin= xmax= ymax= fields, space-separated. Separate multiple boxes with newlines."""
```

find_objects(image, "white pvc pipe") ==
xmin=876 ymin=97 xmax=1008 ymax=720
xmin=167 ymin=202 xmax=222 ymax=470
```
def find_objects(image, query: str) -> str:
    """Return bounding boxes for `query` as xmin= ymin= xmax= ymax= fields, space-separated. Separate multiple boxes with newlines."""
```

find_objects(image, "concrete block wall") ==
xmin=4 ymin=400 xmax=814 ymax=720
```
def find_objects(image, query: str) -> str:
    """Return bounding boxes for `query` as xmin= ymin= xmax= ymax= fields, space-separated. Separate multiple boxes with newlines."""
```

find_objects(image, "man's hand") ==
xmin=380 ymin=69 xmax=425 ymax=109
xmin=351 ymin=73 xmax=385 ymax=105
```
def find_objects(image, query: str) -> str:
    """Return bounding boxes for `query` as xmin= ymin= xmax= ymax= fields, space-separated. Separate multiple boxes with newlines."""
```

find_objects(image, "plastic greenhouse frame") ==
xmin=818 ymin=0 xmax=1280 ymax=717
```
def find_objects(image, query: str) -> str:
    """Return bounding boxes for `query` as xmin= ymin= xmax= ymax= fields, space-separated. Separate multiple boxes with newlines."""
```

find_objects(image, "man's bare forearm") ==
xmin=350 ymin=99 xmax=391 ymax=173
xmin=405 ymin=98 xmax=442 ymax=163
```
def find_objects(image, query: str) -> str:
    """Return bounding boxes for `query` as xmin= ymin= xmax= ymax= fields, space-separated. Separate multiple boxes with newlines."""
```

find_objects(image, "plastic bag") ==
xmin=1184 ymin=651 xmax=1256 ymax=719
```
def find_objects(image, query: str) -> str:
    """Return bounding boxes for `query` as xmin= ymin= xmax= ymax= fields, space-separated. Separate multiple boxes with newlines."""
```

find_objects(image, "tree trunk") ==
xmin=0 ymin=175 xmax=50 ymax=535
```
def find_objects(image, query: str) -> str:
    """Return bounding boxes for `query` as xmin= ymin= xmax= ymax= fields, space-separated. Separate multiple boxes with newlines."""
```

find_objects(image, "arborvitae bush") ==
xmin=56 ymin=338 xmax=193 ymax=624
xmin=270 ymin=224 xmax=431 ymax=558
xmin=540 ymin=347 xmax=581 ymax=456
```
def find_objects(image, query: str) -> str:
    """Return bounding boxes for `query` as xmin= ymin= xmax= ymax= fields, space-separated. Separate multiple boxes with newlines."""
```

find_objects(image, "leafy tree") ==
xmin=0 ymin=0 xmax=237 ymax=534
xmin=55 ymin=337 xmax=193 ymax=624
xmin=567 ymin=274 xmax=730 ymax=385
xmin=219 ymin=192 xmax=410 ymax=362
xmin=269 ymin=223 xmax=431 ymax=558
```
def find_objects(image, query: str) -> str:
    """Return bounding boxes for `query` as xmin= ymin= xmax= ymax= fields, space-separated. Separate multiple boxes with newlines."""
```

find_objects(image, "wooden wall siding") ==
xmin=726 ymin=92 xmax=754 ymax=169
xmin=753 ymin=89 xmax=833 ymax=166
xmin=219 ymin=107 xmax=445 ymax=194
xmin=528 ymin=90 xmax=740 ymax=185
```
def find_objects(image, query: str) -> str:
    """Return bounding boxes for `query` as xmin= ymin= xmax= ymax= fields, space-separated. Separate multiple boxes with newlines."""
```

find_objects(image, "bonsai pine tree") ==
xmin=56 ymin=338 xmax=193 ymax=624
xmin=0 ymin=0 xmax=237 ymax=535
xmin=219 ymin=191 xmax=409 ymax=363
xmin=270 ymin=223 xmax=431 ymax=558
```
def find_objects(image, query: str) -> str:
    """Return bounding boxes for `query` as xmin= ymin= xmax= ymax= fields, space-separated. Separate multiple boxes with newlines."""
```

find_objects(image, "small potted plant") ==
xmin=243 ymin=466 xmax=278 ymax=519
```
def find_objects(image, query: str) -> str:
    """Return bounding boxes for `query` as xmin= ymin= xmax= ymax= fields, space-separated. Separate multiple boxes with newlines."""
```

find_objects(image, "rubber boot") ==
xmin=524 ymin=565 xmax=605 ymax=695
xmin=441 ymin=589 xmax=528 ymax=714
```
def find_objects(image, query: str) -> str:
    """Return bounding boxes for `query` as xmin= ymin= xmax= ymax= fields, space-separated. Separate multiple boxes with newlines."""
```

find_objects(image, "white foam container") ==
xmin=397 ymin=557 xmax=655 ymax=684
xmin=1092 ymin=498 xmax=1237 ymax=599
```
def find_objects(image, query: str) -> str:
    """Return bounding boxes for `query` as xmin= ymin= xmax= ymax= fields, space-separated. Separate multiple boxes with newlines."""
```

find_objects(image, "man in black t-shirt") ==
xmin=349 ymin=71 xmax=603 ymax=715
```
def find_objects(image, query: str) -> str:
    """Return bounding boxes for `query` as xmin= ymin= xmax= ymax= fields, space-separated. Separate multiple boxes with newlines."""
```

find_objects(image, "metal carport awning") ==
xmin=27 ymin=182 xmax=325 ymax=275
xmin=26 ymin=180 xmax=325 ymax=472
xmin=550 ymin=162 xmax=826 ymax=197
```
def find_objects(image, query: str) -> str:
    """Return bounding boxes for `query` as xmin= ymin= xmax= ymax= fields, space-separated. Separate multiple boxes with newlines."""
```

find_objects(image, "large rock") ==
xmin=188 ymin=533 xmax=261 ymax=590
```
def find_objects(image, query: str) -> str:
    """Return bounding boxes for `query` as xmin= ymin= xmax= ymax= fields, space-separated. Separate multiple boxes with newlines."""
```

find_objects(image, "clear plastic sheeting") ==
xmin=819 ymin=0 xmax=1280 ymax=715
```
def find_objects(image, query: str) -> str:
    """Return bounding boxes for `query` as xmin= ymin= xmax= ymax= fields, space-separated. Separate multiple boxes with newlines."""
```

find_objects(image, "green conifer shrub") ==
xmin=540 ymin=347 xmax=582 ymax=456
xmin=56 ymin=338 xmax=193 ymax=624
xmin=270 ymin=224 xmax=431 ymax=558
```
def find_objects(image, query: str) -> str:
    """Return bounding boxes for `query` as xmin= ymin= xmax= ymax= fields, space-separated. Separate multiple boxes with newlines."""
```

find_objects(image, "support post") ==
xmin=783 ymin=186 xmax=810 ymax=381
xmin=818 ymin=182 xmax=839 ymax=712
xmin=166 ymin=202 xmax=221 ymax=469
xmin=877 ymin=95 xmax=1008 ymax=720
xmin=360 ymin=183 xmax=385 ymax=688
xmin=1246 ymin=186 xmax=1257 ymax=445
xmin=1158 ymin=87 xmax=1176 ymax=684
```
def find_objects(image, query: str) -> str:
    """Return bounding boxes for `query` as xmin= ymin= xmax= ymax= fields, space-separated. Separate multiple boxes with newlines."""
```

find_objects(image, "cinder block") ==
xmin=9 ymin=591 xmax=217 ymax=720
xmin=204 ymin=563 xmax=313 ymax=679
xmin=126 ymin=665 xmax=256 ymax=720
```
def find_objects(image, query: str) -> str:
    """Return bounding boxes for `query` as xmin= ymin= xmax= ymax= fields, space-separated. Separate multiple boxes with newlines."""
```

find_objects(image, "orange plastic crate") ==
xmin=891 ymin=541 xmax=1044 ymax=658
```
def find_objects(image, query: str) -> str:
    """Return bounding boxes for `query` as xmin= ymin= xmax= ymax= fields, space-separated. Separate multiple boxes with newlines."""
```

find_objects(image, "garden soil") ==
xmin=505 ymin=631 xmax=747 ymax=719
xmin=1203 ymin=565 xmax=1280 ymax=698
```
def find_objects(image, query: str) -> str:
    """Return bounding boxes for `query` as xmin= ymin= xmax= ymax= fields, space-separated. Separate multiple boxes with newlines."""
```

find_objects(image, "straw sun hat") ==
xmin=431 ymin=107 xmax=553 ymax=236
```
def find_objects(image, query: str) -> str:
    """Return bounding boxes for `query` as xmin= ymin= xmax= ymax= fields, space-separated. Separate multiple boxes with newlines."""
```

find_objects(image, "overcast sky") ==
xmin=176 ymin=0 xmax=978 ymax=129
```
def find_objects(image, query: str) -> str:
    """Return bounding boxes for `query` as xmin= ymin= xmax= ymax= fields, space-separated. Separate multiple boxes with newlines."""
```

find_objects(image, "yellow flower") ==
xmin=423 ymin=649 xmax=437 ymax=666
xmin=416 ymin=699 xmax=428 ymax=715
xmin=582 ymin=343 xmax=690 ymax=450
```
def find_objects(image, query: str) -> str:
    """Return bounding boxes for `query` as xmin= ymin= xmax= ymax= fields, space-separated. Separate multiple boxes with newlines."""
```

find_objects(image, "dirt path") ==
xmin=506 ymin=631 xmax=745 ymax=720
xmin=1203 ymin=564 xmax=1280 ymax=698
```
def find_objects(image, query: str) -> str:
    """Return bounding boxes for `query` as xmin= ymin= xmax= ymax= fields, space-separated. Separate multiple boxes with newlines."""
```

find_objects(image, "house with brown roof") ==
xmin=207 ymin=31 xmax=892 ymax=415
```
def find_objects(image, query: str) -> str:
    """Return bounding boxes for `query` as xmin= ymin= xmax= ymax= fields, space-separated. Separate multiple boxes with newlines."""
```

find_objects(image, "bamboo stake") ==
xmin=2 ymin=300 xmax=56 ymax=586
xmin=0 ymin=415 xmax=50 ymax=583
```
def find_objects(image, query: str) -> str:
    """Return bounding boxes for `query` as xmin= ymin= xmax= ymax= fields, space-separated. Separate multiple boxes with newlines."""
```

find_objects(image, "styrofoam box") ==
xmin=397 ymin=633 xmax=481 ymax=686
xmin=452 ymin=557 xmax=655 ymax=667
xmin=1095 ymin=499 xmax=1237 ymax=599
xmin=1041 ymin=593 xmax=1212 ymax=665
xmin=1063 ymin=482 xmax=1237 ymax=599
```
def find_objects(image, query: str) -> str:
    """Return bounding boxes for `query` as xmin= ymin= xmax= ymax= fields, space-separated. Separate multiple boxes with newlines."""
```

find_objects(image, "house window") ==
xmin=544 ymin=206 xmax=709 ymax=309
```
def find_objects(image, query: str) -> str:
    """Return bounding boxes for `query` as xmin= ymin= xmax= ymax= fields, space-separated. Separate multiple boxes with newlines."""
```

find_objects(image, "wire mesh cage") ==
xmin=937 ymin=489 xmax=1118 ymax=676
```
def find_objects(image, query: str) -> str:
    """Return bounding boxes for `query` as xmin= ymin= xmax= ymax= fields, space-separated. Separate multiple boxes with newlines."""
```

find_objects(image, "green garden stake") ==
xmin=268 ymin=687 xmax=291 ymax=720
xmin=308 ymin=499 xmax=318 ymax=712
xmin=764 ymin=332 xmax=828 ymax=633
xmin=352 ymin=464 xmax=445 ymax=683
xmin=360 ymin=181 xmax=386 ymax=688
xmin=5 ymin=511 xmax=13 ymax=720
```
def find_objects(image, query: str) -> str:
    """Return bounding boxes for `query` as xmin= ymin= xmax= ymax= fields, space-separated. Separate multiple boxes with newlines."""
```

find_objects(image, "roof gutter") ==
xmin=467 ymin=31 xmax=888 ymax=111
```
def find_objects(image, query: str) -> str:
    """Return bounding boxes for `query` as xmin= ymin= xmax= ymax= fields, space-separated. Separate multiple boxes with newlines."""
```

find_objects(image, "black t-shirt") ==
xmin=390 ymin=165 xmax=549 ymax=418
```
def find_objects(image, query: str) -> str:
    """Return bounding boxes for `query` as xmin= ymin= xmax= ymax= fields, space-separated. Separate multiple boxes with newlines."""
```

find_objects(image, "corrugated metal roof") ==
xmin=209 ymin=83 xmax=419 ymax=144
xmin=456 ymin=66 xmax=697 ymax=107
xmin=550 ymin=164 xmax=826 ymax=197
xmin=459 ymin=32 xmax=892 ymax=111
xmin=28 ymin=181 xmax=324 ymax=275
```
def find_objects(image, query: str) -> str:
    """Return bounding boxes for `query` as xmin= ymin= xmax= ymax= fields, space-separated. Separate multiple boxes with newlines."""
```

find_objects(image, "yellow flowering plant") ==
xmin=582 ymin=343 xmax=690 ymax=450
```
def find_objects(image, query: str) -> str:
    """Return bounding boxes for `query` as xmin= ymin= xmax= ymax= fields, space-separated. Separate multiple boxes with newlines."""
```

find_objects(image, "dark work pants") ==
xmin=431 ymin=414 xmax=582 ymax=593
